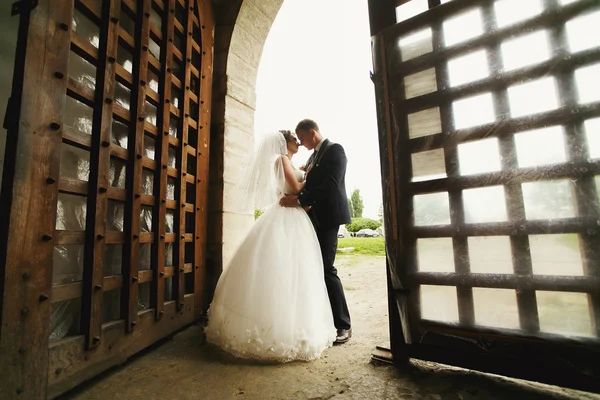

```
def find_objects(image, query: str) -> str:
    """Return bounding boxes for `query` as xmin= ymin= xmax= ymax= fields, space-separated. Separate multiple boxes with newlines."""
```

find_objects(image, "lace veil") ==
xmin=234 ymin=131 xmax=287 ymax=213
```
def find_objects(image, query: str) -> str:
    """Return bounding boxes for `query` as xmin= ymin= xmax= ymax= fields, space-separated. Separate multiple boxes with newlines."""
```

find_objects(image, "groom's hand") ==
xmin=279 ymin=194 xmax=299 ymax=208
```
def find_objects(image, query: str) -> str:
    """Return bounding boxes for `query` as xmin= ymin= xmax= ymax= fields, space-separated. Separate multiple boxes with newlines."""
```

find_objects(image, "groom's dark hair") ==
xmin=296 ymin=119 xmax=319 ymax=133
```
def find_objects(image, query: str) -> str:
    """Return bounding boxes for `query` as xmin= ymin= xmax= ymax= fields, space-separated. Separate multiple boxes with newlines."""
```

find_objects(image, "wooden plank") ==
xmin=71 ymin=31 xmax=98 ymax=64
xmin=56 ymin=231 xmax=86 ymax=246
xmin=81 ymin=0 xmax=122 ymax=351
xmin=173 ymin=0 xmax=194 ymax=311
xmin=122 ymin=0 xmax=153 ymax=332
xmin=51 ymin=275 xmax=124 ymax=304
xmin=411 ymin=217 xmax=600 ymax=238
xmin=106 ymin=231 xmax=125 ymax=244
xmin=409 ymin=100 xmax=600 ymax=153
xmin=58 ymin=178 xmax=88 ymax=196
xmin=67 ymin=77 xmax=95 ymax=107
xmin=0 ymin=1 xmax=74 ymax=398
xmin=415 ymin=272 xmax=600 ymax=293
xmin=430 ymin=18 xmax=474 ymax=327
xmin=47 ymin=296 xmax=196 ymax=399
xmin=63 ymin=126 xmax=93 ymax=149
xmin=152 ymin=0 xmax=176 ymax=320
xmin=107 ymin=187 xmax=127 ymax=202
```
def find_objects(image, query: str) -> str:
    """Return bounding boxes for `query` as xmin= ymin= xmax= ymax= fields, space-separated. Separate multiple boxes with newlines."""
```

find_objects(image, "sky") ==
xmin=254 ymin=0 xmax=382 ymax=219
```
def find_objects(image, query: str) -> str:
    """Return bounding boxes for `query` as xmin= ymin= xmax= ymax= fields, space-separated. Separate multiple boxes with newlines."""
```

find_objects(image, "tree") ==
xmin=348 ymin=199 xmax=354 ymax=218
xmin=350 ymin=189 xmax=363 ymax=218
xmin=377 ymin=203 xmax=383 ymax=224
xmin=346 ymin=218 xmax=382 ymax=233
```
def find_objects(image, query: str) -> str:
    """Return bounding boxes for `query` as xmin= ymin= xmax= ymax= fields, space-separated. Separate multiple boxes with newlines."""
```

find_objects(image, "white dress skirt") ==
xmin=204 ymin=171 xmax=336 ymax=362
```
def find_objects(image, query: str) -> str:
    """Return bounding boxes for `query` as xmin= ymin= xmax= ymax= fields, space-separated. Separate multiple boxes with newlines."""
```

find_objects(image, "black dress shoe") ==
xmin=334 ymin=328 xmax=352 ymax=344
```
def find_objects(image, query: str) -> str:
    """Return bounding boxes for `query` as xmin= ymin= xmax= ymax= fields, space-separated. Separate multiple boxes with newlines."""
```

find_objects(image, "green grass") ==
xmin=337 ymin=237 xmax=386 ymax=257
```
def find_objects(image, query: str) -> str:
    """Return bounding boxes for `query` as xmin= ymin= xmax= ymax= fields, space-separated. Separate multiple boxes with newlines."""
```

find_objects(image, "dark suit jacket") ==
xmin=298 ymin=139 xmax=352 ymax=229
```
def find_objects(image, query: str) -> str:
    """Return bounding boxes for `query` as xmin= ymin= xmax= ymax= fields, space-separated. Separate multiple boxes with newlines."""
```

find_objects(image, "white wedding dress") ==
xmin=204 ymin=163 xmax=336 ymax=362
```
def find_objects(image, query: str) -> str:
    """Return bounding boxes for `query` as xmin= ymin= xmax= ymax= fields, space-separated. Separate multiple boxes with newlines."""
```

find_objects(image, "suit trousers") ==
xmin=315 ymin=225 xmax=351 ymax=330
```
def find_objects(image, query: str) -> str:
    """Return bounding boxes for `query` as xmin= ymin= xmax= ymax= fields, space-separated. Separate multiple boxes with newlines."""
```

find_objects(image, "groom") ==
xmin=280 ymin=119 xmax=352 ymax=344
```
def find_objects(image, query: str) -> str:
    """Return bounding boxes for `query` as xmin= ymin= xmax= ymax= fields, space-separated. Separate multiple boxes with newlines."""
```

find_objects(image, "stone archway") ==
xmin=207 ymin=0 xmax=283 ymax=279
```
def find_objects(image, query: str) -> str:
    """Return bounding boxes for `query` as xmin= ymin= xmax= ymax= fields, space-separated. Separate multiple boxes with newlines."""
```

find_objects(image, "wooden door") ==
xmin=0 ymin=0 xmax=213 ymax=398
xmin=371 ymin=0 xmax=600 ymax=393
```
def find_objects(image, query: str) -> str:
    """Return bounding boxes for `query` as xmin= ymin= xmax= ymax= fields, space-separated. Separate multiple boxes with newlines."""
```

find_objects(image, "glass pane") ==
xmin=522 ymin=180 xmax=575 ymax=220
xmin=501 ymin=30 xmax=551 ymax=72
xmin=138 ymin=282 xmax=150 ymax=310
xmin=417 ymin=238 xmax=454 ymax=272
xmin=515 ymin=126 xmax=566 ymax=168
xmin=165 ymin=276 xmax=174 ymax=301
xmin=420 ymin=285 xmax=459 ymax=322
xmin=166 ymin=210 xmax=175 ymax=233
xmin=140 ymin=206 xmax=153 ymax=233
xmin=468 ymin=236 xmax=513 ymax=274
xmin=458 ymin=138 xmax=501 ymax=175
xmin=396 ymin=0 xmax=428 ymax=23
xmin=171 ymin=84 xmax=182 ymax=108
xmin=414 ymin=192 xmax=451 ymax=226
xmin=115 ymin=81 xmax=131 ymax=110
xmin=49 ymin=299 xmax=81 ymax=343
xmin=398 ymin=28 xmax=432 ymax=62
xmin=537 ymin=291 xmax=593 ymax=337
xmin=139 ymin=243 xmax=152 ymax=271
xmin=168 ymin=146 xmax=177 ymax=168
xmin=68 ymin=51 xmax=96 ymax=91
xmin=494 ymin=0 xmax=543 ymax=28
xmin=149 ymin=38 xmax=161 ymax=60
xmin=404 ymin=68 xmax=437 ymax=99
xmin=412 ymin=149 xmax=446 ymax=182
xmin=117 ymin=43 xmax=133 ymax=73
xmin=142 ymin=169 xmax=154 ymax=195
xmin=575 ymin=63 xmax=600 ymax=104
xmin=65 ymin=97 xmax=93 ymax=135
xmin=167 ymin=177 xmax=176 ymax=200
xmin=448 ymin=50 xmax=488 ymax=87
xmin=464 ymin=186 xmax=508 ymax=223
xmin=585 ymin=118 xmax=600 ymax=159
xmin=107 ymin=200 xmax=124 ymax=231
xmin=452 ymin=93 xmax=495 ymax=130
xmin=443 ymin=8 xmax=483 ymax=47
xmin=150 ymin=6 xmax=162 ymax=31
xmin=109 ymin=157 xmax=127 ymax=189
xmin=529 ymin=234 xmax=583 ymax=276
xmin=104 ymin=244 xmax=122 ymax=276
xmin=407 ymin=107 xmax=442 ymax=139
xmin=473 ymin=288 xmax=520 ymax=329
xmin=169 ymin=116 xmax=180 ymax=137
xmin=144 ymin=135 xmax=156 ymax=160
xmin=56 ymin=193 xmax=87 ymax=230
xmin=72 ymin=8 xmax=99 ymax=48
xmin=53 ymin=245 xmax=84 ymax=284
xmin=102 ymin=290 xmax=121 ymax=323
xmin=111 ymin=119 xmax=129 ymax=148
xmin=165 ymin=243 xmax=174 ymax=266
xmin=60 ymin=144 xmax=90 ymax=182
xmin=148 ymin=68 xmax=160 ymax=93
xmin=508 ymin=77 xmax=559 ymax=118
xmin=566 ymin=11 xmax=600 ymax=54
xmin=144 ymin=101 xmax=158 ymax=125
xmin=119 ymin=6 xmax=135 ymax=38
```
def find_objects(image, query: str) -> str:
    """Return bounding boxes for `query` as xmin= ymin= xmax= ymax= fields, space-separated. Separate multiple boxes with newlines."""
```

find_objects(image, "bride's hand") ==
xmin=303 ymin=206 xmax=312 ymax=212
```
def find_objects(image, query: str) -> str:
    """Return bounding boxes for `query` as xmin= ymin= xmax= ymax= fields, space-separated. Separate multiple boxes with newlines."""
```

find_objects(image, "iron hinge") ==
xmin=11 ymin=0 xmax=38 ymax=16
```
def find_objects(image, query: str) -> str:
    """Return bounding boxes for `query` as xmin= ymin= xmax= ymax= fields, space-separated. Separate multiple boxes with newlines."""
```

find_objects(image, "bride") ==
xmin=204 ymin=130 xmax=336 ymax=362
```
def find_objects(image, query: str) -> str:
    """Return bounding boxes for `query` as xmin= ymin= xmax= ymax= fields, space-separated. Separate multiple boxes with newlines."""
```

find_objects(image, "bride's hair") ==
xmin=279 ymin=130 xmax=293 ymax=142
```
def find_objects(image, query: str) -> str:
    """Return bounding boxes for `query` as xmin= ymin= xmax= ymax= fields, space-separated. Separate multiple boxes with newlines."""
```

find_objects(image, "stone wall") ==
xmin=207 ymin=0 xmax=283 ymax=280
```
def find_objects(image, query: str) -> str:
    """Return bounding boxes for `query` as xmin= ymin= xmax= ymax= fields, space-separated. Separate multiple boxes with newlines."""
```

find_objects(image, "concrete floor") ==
xmin=59 ymin=256 xmax=600 ymax=400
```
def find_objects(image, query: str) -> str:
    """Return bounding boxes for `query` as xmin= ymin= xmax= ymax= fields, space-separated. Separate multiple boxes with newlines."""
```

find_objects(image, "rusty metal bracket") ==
xmin=11 ymin=0 xmax=38 ymax=16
